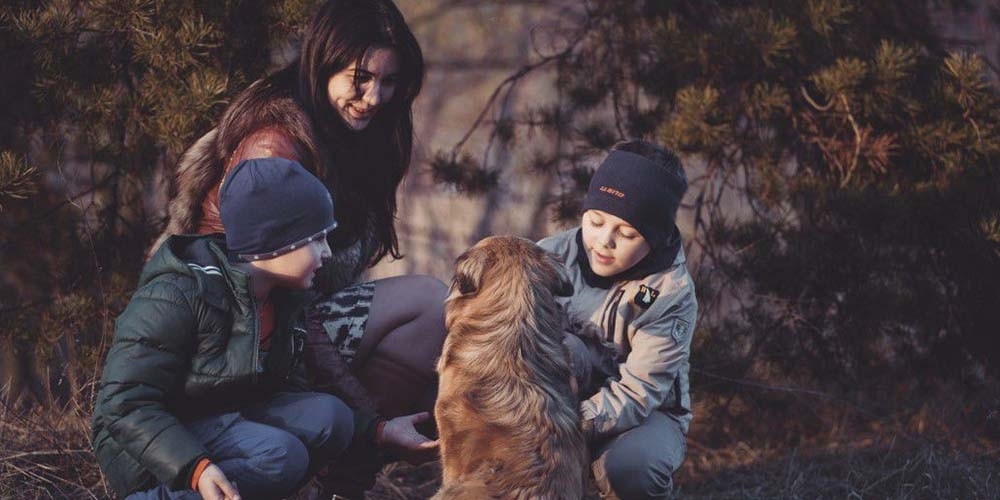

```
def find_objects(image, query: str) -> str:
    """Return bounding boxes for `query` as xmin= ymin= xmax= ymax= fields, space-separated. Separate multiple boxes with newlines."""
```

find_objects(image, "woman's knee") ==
xmin=369 ymin=275 xmax=448 ymax=369
xmin=374 ymin=275 xmax=447 ymax=320
xmin=406 ymin=275 xmax=448 ymax=343
xmin=407 ymin=274 xmax=449 ymax=305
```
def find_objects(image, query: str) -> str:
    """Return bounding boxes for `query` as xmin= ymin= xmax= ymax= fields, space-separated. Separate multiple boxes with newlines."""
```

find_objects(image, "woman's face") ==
xmin=326 ymin=46 xmax=401 ymax=131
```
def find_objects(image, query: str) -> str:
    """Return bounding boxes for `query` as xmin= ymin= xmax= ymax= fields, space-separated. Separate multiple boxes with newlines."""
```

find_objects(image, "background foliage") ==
xmin=434 ymin=0 xmax=1000 ymax=404
xmin=1 ymin=0 xmax=998 ymax=497
xmin=0 ymin=1 xmax=315 ymax=494
xmin=1 ymin=0 xmax=315 ymax=409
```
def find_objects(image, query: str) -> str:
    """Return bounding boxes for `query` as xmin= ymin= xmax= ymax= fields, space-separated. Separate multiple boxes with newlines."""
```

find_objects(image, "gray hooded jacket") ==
xmin=539 ymin=228 xmax=697 ymax=439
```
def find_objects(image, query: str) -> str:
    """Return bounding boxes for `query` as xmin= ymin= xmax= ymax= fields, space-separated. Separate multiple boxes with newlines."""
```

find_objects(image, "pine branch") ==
xmin=0 ymin=152 xmax=39 ymax=211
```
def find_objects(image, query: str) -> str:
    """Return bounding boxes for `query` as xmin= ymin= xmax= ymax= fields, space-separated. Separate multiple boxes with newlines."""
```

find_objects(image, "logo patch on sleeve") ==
xmin=671 ymin=319 xmax=691 ymax=343
xmin=633 ymin=285 xmax=660 ymax=308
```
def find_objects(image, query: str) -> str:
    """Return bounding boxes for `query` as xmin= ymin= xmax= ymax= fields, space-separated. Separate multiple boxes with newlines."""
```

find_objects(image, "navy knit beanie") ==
xmin=582 ymin=149 xmax=686 ymax=249
xmin=220 ymin=157 xmax=337 ymax=261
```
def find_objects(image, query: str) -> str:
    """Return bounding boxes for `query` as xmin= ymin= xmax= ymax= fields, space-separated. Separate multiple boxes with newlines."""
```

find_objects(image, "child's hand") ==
xmin=379 ymin=411 xmax=439 ymax=464
xmin=197 ymin=464 xmax=241 ymax=500
xmin=575 ymin=321 xmax=605 ymax=340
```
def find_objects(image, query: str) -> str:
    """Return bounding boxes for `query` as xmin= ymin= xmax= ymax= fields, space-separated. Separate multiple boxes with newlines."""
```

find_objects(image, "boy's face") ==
xmin=261 ymin=238 xmax=332 ymax=289
xmin=581 ymin=210 xmax=651 ymax=277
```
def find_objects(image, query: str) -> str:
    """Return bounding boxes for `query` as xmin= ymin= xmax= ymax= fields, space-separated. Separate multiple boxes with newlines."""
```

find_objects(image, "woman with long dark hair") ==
xmin=154 ymin=1 xmax=444 ymax=497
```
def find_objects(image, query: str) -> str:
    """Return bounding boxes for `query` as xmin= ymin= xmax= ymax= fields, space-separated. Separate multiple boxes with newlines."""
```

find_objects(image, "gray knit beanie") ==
xmin=220 ymin=157 xmax=336 ymax=261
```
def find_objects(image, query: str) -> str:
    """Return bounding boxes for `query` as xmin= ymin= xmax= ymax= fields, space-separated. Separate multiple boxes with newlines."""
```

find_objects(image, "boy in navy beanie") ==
xmin=539 ymin=140 xmax=698 ymax=500
xmin=93 ymin=158 xmax=354 ymax=499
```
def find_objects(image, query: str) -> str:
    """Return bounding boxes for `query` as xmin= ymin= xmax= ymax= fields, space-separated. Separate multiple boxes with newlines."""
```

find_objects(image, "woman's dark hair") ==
xmin=296 ymin=0 xmax=424 ymax=264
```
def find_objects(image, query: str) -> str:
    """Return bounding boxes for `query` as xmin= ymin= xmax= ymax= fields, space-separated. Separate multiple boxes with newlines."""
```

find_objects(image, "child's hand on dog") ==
xmin=380 ymin=411 xmax=439 ymax=464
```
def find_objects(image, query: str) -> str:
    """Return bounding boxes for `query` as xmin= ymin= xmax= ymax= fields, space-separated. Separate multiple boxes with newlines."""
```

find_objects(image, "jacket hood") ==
xmin=141 ymin=234 xmax=247 ymax=312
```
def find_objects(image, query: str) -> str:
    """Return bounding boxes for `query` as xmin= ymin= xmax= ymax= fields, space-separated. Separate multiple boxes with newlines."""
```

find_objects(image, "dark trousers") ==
xmin=126 ymin=392 xmax=353 ymax=500
xmin=564 ymin=334 xmax=686 ymax=500
xmin=591 ymin=411 xmax=686 ymax=500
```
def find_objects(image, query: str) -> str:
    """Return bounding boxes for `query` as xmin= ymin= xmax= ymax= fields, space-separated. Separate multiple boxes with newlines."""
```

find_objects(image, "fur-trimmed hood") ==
xmin=152 ymin=76 xmax=377 ymax=293
xmin=155 ymin=77 xmax=321 ymax=250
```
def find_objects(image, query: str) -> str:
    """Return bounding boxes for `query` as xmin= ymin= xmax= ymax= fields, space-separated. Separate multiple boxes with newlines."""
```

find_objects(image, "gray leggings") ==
xmin=126 ymin=391 xmax=353 ymax=500
xmin=591 ymin=411 xmax=686 ymax=500
xmin=564 ymin=334 xmax=686 ymax=499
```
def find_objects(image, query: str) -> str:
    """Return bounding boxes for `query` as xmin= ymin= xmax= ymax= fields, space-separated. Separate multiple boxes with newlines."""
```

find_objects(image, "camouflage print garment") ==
xmin=308 ymin=281 xmax=376 ymax=364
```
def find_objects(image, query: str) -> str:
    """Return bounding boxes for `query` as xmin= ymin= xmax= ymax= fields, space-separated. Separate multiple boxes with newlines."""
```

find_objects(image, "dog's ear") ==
xmin=451 ymin=247 xmax=491 ymax=296
xmin=455 ymin=270 xmax=478 ymax=295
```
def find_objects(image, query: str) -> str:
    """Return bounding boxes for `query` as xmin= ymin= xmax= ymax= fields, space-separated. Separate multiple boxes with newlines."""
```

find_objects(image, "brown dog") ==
xmin=433 ymin=236 xmax=587 ymax=500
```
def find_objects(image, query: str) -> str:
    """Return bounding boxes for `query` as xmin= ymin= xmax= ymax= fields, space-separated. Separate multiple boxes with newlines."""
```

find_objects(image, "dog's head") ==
xmin=448 ymin=236 xmax=572 ymax=304
xmin=441 ymin=235 xmax=574 ymax=369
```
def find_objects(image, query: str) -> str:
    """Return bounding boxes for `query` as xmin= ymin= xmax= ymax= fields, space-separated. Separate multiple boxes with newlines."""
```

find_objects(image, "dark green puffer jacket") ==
xmin=91 ymin=235 xmax=312 ymax=497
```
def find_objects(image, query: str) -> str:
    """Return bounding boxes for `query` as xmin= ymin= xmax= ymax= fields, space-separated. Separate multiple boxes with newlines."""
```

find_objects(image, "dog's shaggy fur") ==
xmin=433 ymin=236 xmax=587 ymax=500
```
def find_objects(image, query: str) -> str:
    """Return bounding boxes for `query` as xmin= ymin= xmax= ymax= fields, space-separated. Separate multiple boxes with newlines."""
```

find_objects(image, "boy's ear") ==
xmin=451 ymin=247 xmax=491 ymax=296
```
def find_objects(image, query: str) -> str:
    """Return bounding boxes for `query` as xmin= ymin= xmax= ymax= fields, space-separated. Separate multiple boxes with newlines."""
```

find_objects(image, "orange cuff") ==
xmin=375 ymin=420 xmax=388 ymax=445
xmin=190 ymin=457 xmax=211 ymax=491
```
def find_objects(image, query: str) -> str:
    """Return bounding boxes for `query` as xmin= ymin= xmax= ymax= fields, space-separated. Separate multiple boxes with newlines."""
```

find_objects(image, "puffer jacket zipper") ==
xmin=246 ymin=275 xmax=260 ymax=383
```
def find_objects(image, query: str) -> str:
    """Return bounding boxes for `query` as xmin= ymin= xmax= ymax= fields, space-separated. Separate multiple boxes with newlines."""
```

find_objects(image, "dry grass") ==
xmin=367 ymin=461 xmax=441 ymax=500
xmin=367 ymin=441 xmax=998 ymax=500
xmin=2 ymin=391 xmax=997 ymax=499
xmin=0 ymin=401 xmax=106 ymax=499
xmin=366 ymin=389 xmax=1000 ymax=499
xmin=678 ymin=443 xmax=998 ymax=499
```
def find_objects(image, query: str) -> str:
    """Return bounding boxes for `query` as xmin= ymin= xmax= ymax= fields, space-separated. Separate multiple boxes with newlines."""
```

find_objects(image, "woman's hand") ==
xmin=197 ymin=464 xmax=241 ymax=500
xmin=379 ymin=411 xmax=439 ymax=464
